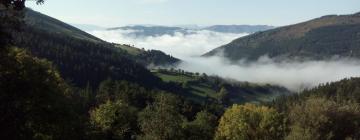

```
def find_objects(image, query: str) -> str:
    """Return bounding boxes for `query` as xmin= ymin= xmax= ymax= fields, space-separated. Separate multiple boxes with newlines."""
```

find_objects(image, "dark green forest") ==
xmin=204 ymin=13 xmax=360 ymax=62
xmin=12 ymin=9 xmax=179 ymax=88
xmin=1 ymin=1 xmax=360 ymax=140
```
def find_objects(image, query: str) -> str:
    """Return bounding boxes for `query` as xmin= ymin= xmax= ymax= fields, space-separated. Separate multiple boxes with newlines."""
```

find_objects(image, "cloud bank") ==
xmin=90 ymin=29 xmax=247 ymax=58
xmin=89 ymin=29 xmax=360 ymax=92
xmin=178 ymin=56 xmax=360 ymax=92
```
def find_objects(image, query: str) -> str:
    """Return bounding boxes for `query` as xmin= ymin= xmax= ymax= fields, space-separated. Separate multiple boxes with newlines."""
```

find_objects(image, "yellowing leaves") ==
xmin=215 ymin=104 xmax=285 ymax=140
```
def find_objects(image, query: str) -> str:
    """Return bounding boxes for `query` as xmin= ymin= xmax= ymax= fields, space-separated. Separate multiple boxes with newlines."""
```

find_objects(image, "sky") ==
xmin=26 ymin=0 xmax=360 ymax=27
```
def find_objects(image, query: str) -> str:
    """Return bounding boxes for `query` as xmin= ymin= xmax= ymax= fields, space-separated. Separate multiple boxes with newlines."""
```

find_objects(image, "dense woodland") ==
xmin=1 ymin=1 xmax=360 ymax=140
xmin=12 ymin=9 xmax=179 ymax=88
xmin=153 ymin=69 xmax=290 ymax=105
xmin=204 ymin=13 xmax=360 ymax=62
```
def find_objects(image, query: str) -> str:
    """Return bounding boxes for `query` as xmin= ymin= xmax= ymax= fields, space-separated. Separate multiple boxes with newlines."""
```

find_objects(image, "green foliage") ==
xmin=215 ymin=104 xmax=285 ymax=140
xmin=183 ymin=111 xmax=218 ymax=140
xmin=285 ymin=97 xmax=360 ymax=140
xmin=272 ymin=78 xmax=360 ymax=113
xmin=270 ymin=78 xmax=360 ymax=140
xmin=0 ymin=47 xmax=82 ymax=139
xmin=138 ymin=93 xmax=185 ymax=140
xmin=4 ymin=2 xmax=360 ymax=140
xmin=136 ymin=49 xmax=179 ymax=67
xmin=90 ymin=100 xmax=138 ymax=140
xmin=205 ymin=13 xmax=360 ymax=62
xmin=217 ymin=87 xmax=229 ymax=104
xmin=1 ymin=0 xmax=44 ymax=10
xmin=95 ymin=79 xmax=154 ymax=109
xmin=8 ymin=9 xmax=181 ymax=89
xmin=153 ymin=69 xmax=290 ymax=104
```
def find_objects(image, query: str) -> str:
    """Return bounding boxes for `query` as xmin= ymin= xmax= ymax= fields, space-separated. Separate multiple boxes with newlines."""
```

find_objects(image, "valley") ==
xmin=1 ymin=0 xmax=360 ymax=140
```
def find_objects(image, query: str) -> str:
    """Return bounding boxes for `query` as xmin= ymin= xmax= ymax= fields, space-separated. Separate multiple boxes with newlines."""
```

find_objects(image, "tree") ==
xmin=1 ymin=0 xmax=44 ymax=10
xmin=90 ymin=100 xmax=138 ymax=140
xmin=183 ymin=111 xmax=218 ymax=140
xmin=286 ymin=97 xmax=360 ymax=140
xmin=138 ymin=93 xmax=185 ymax=140
xmin=215 ymin=104 xmax=285 ymax=140
xmin=182 ymin=81 xmax=189 ymax=89
xmin=0 ymin=47 xmax=82 ymax=139
xmin=217 ymin=87 xmax=229 ymax=104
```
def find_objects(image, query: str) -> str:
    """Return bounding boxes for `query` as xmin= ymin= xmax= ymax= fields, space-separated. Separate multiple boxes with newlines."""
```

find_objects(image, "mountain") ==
xmin=11 ymin=9 xmax=287 ymax=104
xmin=11 ymin=9 xmax=178 ymax=88
xmin=107 ymin=25 xmax=274 ymax=37
xmin=24 ymin=9 xmax=103 ymax=43
xmin=204 ymin=13 xmax=360 ymax=61
xmin=114 ymin=43 xmax=180 ymax=67
xmin=274 ymin=77 xmax=360 ymax=106
xmin=203 ymin=25 xmax=274 ymax=34
xmin=12 ymin=8 xmax=287 ymax=100
xmin=108 ymin=25 xmax=190 ymax=37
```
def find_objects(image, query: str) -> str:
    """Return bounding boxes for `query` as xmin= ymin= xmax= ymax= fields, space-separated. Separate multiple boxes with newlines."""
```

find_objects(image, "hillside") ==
xmin=153 ymin=69 xmax=291 ymax=104
xmin=272 ymin=77 xmax=360 ymax=112
xmin=12 ymin=9 xmax=178 ymax=88
xmin=3 ymin=2 xmax=360 ymax=140
xmin=203 ymin=25 xmax=274 ymax=34
xmin=115 ymin=44 xmax=180 ymax=67
xmin=25 ymin=9 xmax=104 ymax=43
xmin=204 ymin=12 xmax=360 ymax=61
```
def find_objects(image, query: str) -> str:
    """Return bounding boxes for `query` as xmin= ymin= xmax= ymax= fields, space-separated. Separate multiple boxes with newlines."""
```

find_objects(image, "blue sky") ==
xmin=27 ymin=0 xmax=360 ymax=27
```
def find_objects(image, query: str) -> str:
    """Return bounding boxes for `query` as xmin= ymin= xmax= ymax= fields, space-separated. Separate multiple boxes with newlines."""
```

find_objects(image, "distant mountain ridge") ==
xmin=108 ymin=25 xmax=190 ymax=36
xmin=203 ymin=25 xmax=274 ymax=34
xmin=204 ymin=12 xmax=360 ymax=61
xmin=107 ymin=24 xmax=274 ymax=36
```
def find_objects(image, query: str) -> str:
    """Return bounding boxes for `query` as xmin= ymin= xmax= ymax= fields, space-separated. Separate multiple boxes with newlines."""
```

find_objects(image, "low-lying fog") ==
xmin=90 ymin=29 xmax=360 ymax=92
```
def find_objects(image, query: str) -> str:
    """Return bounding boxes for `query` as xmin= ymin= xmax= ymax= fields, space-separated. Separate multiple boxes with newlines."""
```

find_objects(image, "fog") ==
xmin=90 ymin=29 xmax=360 ymax=92
xmin=90 ymin=29 xmax=247 ymax=58
xmin=178 ymin=56 xmax=360 ymax=92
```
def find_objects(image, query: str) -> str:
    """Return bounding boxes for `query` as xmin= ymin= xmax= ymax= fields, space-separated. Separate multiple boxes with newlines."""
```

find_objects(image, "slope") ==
xmin=12 ymin=9 xmax=177 ymax=88
xmin=204 ymin=12 xmax=360 ymax=61
xmin=153 ymin=69 xmax=291 ymax=104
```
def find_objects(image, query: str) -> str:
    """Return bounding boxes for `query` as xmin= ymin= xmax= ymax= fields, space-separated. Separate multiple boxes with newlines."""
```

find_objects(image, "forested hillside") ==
xmin=204 ymin=13 xmax=360 ymax=61
xmin=115 ymin=44 xmax=179 ymax=67
xmin=2 ymin=1 xmax=360 ymax=140
xmin=153 ymin=69 xmax=290 ymax=104
xmin=12 ymin=9 xmax=178 ymax=88
xmin=266 ymin=78 xmax=360 ymax=140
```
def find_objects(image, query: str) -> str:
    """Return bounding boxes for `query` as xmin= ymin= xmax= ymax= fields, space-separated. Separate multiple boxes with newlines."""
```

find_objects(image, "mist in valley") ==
xmin=90 ymin=29 xmax=360 ymax=92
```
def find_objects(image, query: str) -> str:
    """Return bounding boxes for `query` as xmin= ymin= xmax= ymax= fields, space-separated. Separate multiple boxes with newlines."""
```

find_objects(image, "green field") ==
xmin=153 ymin=70 xmax=290 ymax=104
xmin=154 ymin=71 xmax=194 ymax=83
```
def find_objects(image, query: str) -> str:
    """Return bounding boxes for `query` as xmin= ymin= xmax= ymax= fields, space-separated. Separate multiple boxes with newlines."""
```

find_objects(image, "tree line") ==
xmin=1 ymin=1 xmax=360 ymax=140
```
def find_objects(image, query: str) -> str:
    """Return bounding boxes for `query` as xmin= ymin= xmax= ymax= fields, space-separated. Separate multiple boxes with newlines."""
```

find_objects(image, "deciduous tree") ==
xmin=215 ymin=104 xmax=285 ymax=140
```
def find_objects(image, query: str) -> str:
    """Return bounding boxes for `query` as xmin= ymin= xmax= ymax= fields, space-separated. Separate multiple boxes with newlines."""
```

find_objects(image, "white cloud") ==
xmin=89 ymin=29 xmax=247 ymax=58
xmin=89 ymin=28 xmax=360 ymax=92
xmin=178 ymin=56 xmax=360 ymax=92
